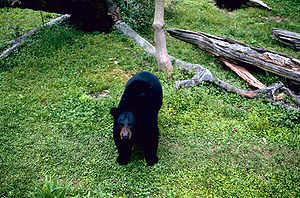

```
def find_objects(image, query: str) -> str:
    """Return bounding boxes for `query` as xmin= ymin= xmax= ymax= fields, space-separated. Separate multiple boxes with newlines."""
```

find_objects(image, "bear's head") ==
xmin=110 ymin=108 xmax=136 ymax=141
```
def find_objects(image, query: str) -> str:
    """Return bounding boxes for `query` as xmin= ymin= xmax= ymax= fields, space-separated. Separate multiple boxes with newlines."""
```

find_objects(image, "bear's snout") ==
xmin=120 ymin=126 xmax=132 ymax=140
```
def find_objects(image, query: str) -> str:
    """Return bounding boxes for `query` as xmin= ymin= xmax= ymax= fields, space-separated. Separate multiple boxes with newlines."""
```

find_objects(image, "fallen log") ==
xmin=272 ymin=28 xmax=300 ymax=50
xmin=115 ymin=21 xmax=299 ymax=110
xmin=215 ymin=0 xmax=271 ymax=10
xmin=247 ymin=0 xmax=271 ymax=10
xmin=167 ymin=29 xmax=300 ymax=84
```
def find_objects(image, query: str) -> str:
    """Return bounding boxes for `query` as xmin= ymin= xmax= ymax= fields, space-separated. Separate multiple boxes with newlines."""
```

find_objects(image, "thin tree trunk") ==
xmin=152 ymin=0 xmax=173 ymax=72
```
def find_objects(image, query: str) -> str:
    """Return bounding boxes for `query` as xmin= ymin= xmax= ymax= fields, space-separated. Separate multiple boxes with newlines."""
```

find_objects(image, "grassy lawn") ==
xmin=0 ymin=0 xmax=299 ymax=197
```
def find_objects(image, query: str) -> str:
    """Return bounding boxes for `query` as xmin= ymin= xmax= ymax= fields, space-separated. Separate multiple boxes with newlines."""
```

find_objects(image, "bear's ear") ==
xmin=110 ymin=107 xmax=119 ymax=117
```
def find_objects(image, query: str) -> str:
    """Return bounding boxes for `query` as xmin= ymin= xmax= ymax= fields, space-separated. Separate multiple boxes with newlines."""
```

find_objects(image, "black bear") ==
xmin=110 ymin=72 xmax=162 ymax=166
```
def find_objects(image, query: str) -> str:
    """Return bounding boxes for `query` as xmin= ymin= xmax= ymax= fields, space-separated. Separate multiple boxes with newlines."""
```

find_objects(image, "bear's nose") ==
xmin=122 ymin=133 xmax=129 ymax=140
xmin=120 ymin=126 xmax=132 ymax=140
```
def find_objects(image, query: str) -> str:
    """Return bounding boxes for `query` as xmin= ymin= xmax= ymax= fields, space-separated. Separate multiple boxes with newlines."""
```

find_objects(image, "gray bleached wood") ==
xmin=247 ymin=0 xmax=272 ymax=10
xmin=115 ymin=21 xmax=299 ymax=110
xmin=115 ymin=21 xmax=213 ymax=86
xmin=115 ymin=21 xmax=156 ymax=57
xmin=272 ymin=28 xmax=300 ymax=50
xmin=167 ymin=29 xmax=300 ymax=84
xmin=0 ymin=14 xmax=71 ymax=60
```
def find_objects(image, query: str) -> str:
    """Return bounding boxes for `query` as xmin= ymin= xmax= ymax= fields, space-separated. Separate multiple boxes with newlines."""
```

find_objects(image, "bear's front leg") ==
xmin=144 ymin=137 xmax=159 ymax=166
xmin=116 ymin=143 xmax=132 ymax=165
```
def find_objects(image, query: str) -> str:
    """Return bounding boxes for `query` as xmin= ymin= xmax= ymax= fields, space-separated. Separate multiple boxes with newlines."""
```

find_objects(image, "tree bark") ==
xmin=152 ymin=0 xmax=173 ymax=72
xmin=167 ymin=29 xmax=300 ymax=84
xmin=272 ymin=28 xmax=300 ymax=50
xmin=0 ymin=0 xmax=119 ymax=31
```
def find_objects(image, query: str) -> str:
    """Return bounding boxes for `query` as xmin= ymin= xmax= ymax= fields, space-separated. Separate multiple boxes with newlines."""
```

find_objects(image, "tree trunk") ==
xmin=167 ymin=29 xmax=300 ymax=84
xmin=152 ymin=0 xmax=173 ymax=72
xmin=0 ymin=0 xmax=120 ymax=31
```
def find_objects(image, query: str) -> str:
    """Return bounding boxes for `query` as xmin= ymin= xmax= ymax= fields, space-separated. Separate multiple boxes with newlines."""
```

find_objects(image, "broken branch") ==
xmin=0 ymin=14 xmax=70 ymax=60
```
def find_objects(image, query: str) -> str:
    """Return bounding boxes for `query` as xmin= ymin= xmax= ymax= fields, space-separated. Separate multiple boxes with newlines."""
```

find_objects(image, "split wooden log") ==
xmin=0 ymin=14 xmax=71 ymax=60
xmin=221 ymin=59 xmax=266 ymax=89
xmin=167 ymin=29 xmax=300 ymax=84
xmin=115 ymin=21 xmax=299 ymax=110
xmin=272 ymin=28 xmax=300 ymax=50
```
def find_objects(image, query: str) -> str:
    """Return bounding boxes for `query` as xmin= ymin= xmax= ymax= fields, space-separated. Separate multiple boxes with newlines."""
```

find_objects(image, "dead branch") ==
xmin=0 ymin=14 xmax=70 ymax=60
xmin=115 ymin=21 xmax=156 ymax=56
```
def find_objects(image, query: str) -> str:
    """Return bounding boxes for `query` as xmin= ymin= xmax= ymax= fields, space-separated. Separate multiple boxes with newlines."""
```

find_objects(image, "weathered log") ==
xmin=272 ymin=28 xmax=300 ymax=50
xmin=0 ymin=0 xmax=119 ymax=31
xmin=116 ymin=21 xmax=299 ymax=110
xmin=215 ymin=0 xmax=271 ymax=10
xmin=167 ymin=29 xmax=300 ymax=84
xmin=247 ymin=0 xmax=271 ymax=10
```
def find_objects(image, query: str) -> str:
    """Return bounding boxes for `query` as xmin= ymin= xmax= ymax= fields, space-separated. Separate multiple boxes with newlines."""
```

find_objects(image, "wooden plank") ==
xmin=221 ymin=60 xmax=266 ymax=89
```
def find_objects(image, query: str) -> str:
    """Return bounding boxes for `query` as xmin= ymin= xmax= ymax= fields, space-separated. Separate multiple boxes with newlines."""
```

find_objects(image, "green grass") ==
xmin=0 ymin=1 xmax=299 ymax=197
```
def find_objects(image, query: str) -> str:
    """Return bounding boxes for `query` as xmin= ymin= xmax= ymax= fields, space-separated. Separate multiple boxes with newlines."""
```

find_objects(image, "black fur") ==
xmin=110 ymin=72 xmax=162 ymax=166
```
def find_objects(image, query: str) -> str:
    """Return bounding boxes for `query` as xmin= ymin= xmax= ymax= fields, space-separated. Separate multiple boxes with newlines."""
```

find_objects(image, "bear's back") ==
xmin=119 ymin=72 xmax=162 ymax=113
